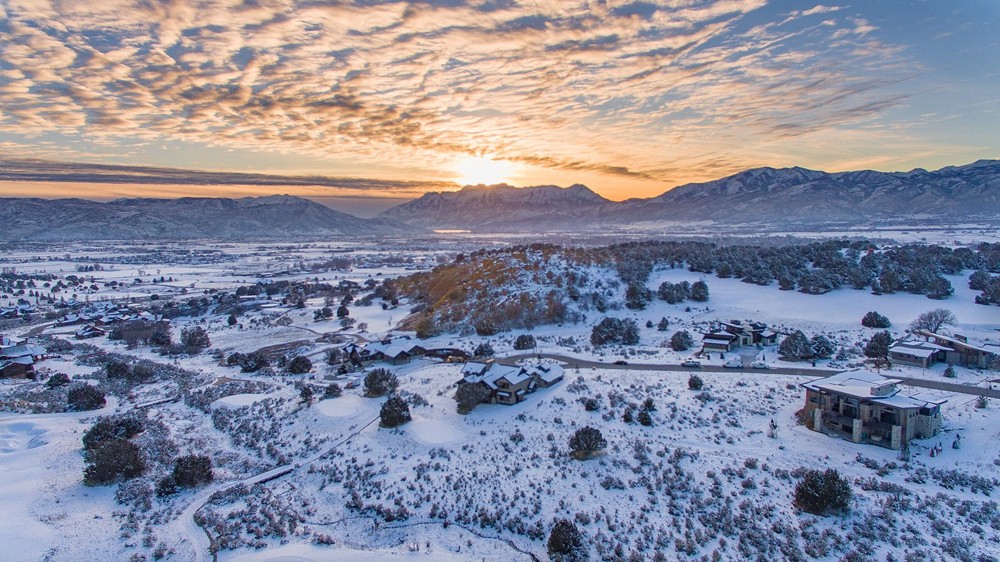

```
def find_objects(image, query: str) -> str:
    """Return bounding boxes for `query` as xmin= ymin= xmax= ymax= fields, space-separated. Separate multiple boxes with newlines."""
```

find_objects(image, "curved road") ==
xmin=500 ymin=353 xmax=1000 ymax=399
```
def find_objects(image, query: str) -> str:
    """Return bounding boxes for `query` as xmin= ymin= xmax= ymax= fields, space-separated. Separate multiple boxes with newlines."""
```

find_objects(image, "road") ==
xmin=499 ymin=353 xmax=1000 ymax=399
xmin=169 ymin=415 xmax=382 ymax=562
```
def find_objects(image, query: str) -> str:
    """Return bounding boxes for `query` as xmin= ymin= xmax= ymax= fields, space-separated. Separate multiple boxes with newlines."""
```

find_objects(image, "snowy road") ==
xmin=501 ymin=353 xmax=1000 ymax=398
xmin=167 ymin=414 xmax=382 ymax=561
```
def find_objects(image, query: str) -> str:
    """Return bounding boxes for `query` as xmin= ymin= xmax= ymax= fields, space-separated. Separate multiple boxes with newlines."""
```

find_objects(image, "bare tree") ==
xmin=909 ymin=308 xmax=957 ymax=335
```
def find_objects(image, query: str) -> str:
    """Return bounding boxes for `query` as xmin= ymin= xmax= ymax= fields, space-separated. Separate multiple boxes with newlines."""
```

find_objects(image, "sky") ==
xmin=0 ymin=0 xmax=998 ymax=211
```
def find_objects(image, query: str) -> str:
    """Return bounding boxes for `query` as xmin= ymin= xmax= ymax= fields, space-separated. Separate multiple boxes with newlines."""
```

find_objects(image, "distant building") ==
xmin=913 ymin=330 xmax=999 ymax=369
xmin=458 ymin=361 xmax=563 ymax=406
xmin=701 ymin=331 xmax=738 ymax=353
xmin=75 ymin=325 xmax=107 ymax=340
xmin=702 ymin=320 xmax=779 ymax=353
xmin=0 ymin=356 xmax=33 ymax=379
xmin=801 ymin=370 xmax=945 ymax=450
xmin=888 ymin=341 xmax=949 ymax=368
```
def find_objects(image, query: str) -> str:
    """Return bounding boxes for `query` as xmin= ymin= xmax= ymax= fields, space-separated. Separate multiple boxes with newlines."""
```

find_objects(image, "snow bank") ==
xmin=315 ymin=395 xmax=365 ymax=418
xmin=0 ymin=422 xmax=48 ymax=454
xmin=407 ymin=418 xmax=465 ymax=446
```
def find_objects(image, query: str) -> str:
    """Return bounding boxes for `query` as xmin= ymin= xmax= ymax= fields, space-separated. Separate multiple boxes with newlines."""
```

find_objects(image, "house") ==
xmin=458 ymin=361 xmax=563 ymax=406
xmin=888 ymin=341 xmax=949 ymax=368
xmin=527 ymin=363 xmax=565 ymax=387
xmin=0 ymin=343 xmax=45 ymax=362
xmin=56 ymin=314 xmax=89 ymax=327
xmin=75 ymin=325 xmax=107 ymax=340
xmin=483 ymin=365 xmax=536 ymax=405
xmin=801 ymin=370 xmax=945 ymax=449
xmin=0 ymin=356 xmax=34 ymax=378
xmin=341 ymin=342 xmax=375 ymax=367
xmin=366 ymin=340 xmax=413 ymax=365
xmin=701 ymin=331 xmax=738 ymax=352
xmin=721 ymin=322 xmax=755 ymax=347
xmin=913 ymin=330 xmax=999 ymax=369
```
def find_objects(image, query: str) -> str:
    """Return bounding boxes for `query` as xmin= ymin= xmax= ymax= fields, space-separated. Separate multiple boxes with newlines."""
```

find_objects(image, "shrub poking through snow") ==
xmin=83 ymin=439 xmax=145 ymax=486
xmin=324 ymin=383 xmax=343 ymax=399
xmin=67 ymin=383 xmax=106 ymax=412
xmin=172 ymin=454 xmax=214 ymax=488
xmin=454 ymin=382 xmax=491 ymax=415
xmin=548 ymin=518 xmax=586 ymax=561
xmin=861 ymin=311 xmax=891 ymax=328
xmin=569 ymin=426 xmax=606 ymax=460
xmin=688 ymin=374 xmax=704 ymax=390
xmin=364 ymin=368 xmax=398 ymax=397
xmin=793 ymin=468 xmax=852 ymax=516
xmin=288 ymin=356 xmax=312 ymax=374
xmin=513 ymin=334 xmax=537 ymax=350
xmin=472 ymin=342 xmax=495 ymax=358
xmin=379 ymin=395 xmax=411 ymax=428
xmin=670 ymin=330 xmax=693 ymax=351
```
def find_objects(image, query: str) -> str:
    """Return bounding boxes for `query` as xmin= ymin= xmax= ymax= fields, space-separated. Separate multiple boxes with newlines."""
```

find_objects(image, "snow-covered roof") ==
xmin=367 ymin=341 xmax=412 ymax=358
xmin=702 ymin=332 xmax=736 ymax=341
xmin=888 ymin=344 xmax=938 ymax=358
xmin=872 ymin=394 xmax=937 ymax=409
xmin=0 ymin=356 xmax=34 ymax=368
xmin=461 ymin=361 xmax=492 ymax=378
xmin=0 ymin=344 xmax=44 ymax=359
xmin=529 ymin=363 xmax=565 ymax=383
xmin=804 ymin=370 xmax=901 ymax=399
xmin=482 ymin=364 xmax=531 ymax=389
xmin=917 ymin=330 xmax=996 ymax=354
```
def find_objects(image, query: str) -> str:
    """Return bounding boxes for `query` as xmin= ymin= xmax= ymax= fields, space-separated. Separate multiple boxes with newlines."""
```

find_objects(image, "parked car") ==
xmin=723 ymin=358 xmax=743 ymax=368
xmin=749 ymin=361 xmax=770 ymax=369
xmin=681 ymin=359 xmax=702 ymax=368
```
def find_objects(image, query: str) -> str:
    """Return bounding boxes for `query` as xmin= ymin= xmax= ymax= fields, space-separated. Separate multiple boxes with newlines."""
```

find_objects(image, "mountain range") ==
xmin=1 ymin=159 xmax=997 ymax=239
xmin=0 ymin=195 xmax=411 ymax=240
xmin=378 ymin=159 xmax=1000 ymax=231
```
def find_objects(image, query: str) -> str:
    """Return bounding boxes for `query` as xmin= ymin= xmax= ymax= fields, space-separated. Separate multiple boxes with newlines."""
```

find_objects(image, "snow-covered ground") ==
xmin=1 ymin=239 xmax=999 ymax=561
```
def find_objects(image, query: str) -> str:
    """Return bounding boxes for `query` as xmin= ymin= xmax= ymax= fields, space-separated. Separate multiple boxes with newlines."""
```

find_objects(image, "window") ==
xmin=879 ymin=408 xmax=897 ymax=425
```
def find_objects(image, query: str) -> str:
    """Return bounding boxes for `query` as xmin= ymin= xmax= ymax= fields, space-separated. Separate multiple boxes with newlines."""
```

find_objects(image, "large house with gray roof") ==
xmin=801 ymin=370 xmax=945 ymax=450
xmin=458 ymin=361 xmax=564 ymax=406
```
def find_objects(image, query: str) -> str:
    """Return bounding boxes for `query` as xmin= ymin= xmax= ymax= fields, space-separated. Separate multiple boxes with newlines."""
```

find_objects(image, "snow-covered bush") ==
xmin=793 ymin=468 xmax=852 ymax=515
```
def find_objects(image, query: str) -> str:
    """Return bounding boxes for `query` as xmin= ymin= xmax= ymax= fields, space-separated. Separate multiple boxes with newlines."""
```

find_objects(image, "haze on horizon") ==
xmin=0 ymin=0 xmax=997 ymax=207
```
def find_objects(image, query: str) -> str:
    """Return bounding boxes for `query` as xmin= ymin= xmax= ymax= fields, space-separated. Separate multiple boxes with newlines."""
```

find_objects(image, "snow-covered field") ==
xmin=1 ymin=239 xmax=999 ymax=561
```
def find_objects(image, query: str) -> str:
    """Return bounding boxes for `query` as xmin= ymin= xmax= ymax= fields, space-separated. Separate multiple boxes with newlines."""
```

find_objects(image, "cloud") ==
xmin=0 ymin=0 xmax=918 ymax=190
xmin=0 ymin=158 xmax=455 ymax=193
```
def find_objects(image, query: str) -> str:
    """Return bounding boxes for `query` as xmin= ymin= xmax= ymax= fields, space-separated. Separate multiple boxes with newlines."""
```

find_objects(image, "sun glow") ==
xmin=453 ymin=156 xmax=515 ymax=186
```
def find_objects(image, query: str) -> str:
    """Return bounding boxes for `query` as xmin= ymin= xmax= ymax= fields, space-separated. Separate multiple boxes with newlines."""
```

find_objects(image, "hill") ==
xmin=378 ymin=160 xmax=1000 ymax=231
xmin=0 ymin=195 xmax=414 ymax=240
xmin=376 ymin=183 xmax=611 ymax=230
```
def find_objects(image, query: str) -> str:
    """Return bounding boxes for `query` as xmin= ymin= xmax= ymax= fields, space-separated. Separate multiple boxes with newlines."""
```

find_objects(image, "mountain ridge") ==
xmin=0 ymin=195 xmax=415 ymax=240
xmin=379 ymin=159 xmax=1000 ymax=231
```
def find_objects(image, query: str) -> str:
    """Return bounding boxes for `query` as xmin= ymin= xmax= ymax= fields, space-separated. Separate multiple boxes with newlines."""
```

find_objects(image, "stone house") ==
xmin=801 ymin=370 xmax=945 ymax=450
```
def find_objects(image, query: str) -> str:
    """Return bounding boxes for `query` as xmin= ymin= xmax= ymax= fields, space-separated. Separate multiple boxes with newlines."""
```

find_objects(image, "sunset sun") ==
xmin=454 ymin=156 xmax=514 ymax=186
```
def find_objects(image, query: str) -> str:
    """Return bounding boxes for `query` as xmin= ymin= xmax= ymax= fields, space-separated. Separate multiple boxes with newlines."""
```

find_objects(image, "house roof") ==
xmin=0 ymin=344 xmax=44 ymax=359
xmin=702 ymin=332 xmax=736 ymax=341
xmin=917 ymin=330 xmax=997 ymax=354
xmin=0 ymin=356 xmax=33 ymax=371
xmin=530 ymin=363 xmax=565 ymax=383
xmin=367 ymin=341 xmax=412 ymax=359
xmin=483 ymin=365 xmax=531 ymax=389
xmin=888 ymin=344 xmax=939 ymax=359
xmin=803 ymin=370 xmax=902 ymax=399
xmin=461 ymin=361 xmax=492 ymax=378
xmin=872 ymin=394 xmax=939 ymax=409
